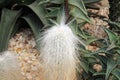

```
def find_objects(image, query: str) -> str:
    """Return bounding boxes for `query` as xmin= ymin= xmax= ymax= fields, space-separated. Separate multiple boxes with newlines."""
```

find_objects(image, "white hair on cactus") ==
xmin=37 ymin=15 xmax=82 ymax=80
xmin=0 ymin=51 xmax=24 ymax=80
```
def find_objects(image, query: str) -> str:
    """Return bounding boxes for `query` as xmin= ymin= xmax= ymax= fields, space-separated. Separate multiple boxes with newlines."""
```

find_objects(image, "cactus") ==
xmin=37 ymin=16 xmax=82 ymax=80
xmin=0 ymin=51 xmax=24 ymax=80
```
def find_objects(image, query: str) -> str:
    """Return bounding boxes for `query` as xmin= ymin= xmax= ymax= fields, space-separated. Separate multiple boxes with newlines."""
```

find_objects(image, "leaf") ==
xmin=0 ymin=0 xmax=35 ymax=7
xmin=46 ymin=8 xmax=59 ymax=17
xmin=0 ymin=8 xmax=21 ymax=52
xmin=22 ymin=13 xmax=43 ymax=50
xmin=49 ymin=0 xmax=64 ymax=4
xmin=106 ymin=58 xmax=118 ymax=80
xmin=116 ymin=49 xmax=120 ymax=55
xmin=80 ymin=60 xmax=89 ymax=73
xmin=11 ymin=19 xmax=21 ymax=37
xmin=22 ymin=14 xmax=42 ymax=37
xmin=117 ymin=56 xmax=120 ymax=64
xmin=106 ymin=42 xmax=116 ymax=51
xmin=104 ymin=28 xmax=117 ymax=43
xmin=69 ymin=0 xmax=92 ymax=23
xmin=27 ymin=1 xmax=50 ymax=26
xmin=86 ymin=38 xmax=98 ymax=44
xmin=83 ymin=0 xmax=101 ymax=4
xmin=105 ymin=19 xmax=120 ymax=28
xmin=93 ymin=71 xmax=106 ymax=76
xmin=69 ymin=0 xmax=87 ymax=15
xmin=111 ymin=68 xmax=120 ymax=80
xmin=95 ymin=55 xmax=107 ymax=64
xmin=56 ymin=6 xmax=64 ymax=24
xmin=91 ymin=47 xmax=107 ymax=55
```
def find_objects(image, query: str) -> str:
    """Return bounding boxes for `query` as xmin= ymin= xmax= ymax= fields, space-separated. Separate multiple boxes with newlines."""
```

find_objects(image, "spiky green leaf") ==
xmin=69 ymin=0 xmax=92 ymax=23
xmin=104 ymin=28 xmax=117 ymax=43
xmin=83 ymin=0 xmax=101 ymax=4
xmin=22 ymin=14 xmax=42 ymax=37
xmin=27 ymin=1 xmax=50 ymax=26
xmin=93 ymin=71 xmax=106 ymax=76
xmin=49 ymin=0 xmax=64 ymax=4
xmin=111 ymin=68 xmax=120 ymax=80
xmin=0 ymin=8 xmax=21 ymax=52
xmin=106 ymin=58 xmax=118 ymax=80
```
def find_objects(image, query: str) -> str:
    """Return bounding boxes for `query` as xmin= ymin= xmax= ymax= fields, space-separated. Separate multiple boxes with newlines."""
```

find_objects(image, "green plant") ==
xmin=79 ymin=27 xmax=120 ymax=80
xmin=0 ymin=0 xmax=93 ymax=52
xmin=0 ymin=8 xmax=21 ymax=52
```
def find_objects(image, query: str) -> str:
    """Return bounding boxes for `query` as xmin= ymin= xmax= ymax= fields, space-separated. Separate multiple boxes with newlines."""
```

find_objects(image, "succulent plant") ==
xmin=0 ymin=51 xmax=24 ymax=80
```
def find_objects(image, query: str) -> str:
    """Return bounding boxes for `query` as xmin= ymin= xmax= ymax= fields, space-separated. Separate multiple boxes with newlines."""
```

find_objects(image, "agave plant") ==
xmin=0 ymin=0 xmax=120 ymax=80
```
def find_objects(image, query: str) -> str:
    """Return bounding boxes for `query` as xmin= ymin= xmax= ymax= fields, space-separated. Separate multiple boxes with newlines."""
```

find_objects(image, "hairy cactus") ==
xmin=0 ymin=51 xmax=24 ymax=80
xmin=37 ymin=16 xmax=82 ymax=80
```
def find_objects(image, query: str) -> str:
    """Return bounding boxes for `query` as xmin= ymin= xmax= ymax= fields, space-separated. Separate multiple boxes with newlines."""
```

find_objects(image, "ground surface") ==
xmin=8 ymin=28 xmax=41 ymax=80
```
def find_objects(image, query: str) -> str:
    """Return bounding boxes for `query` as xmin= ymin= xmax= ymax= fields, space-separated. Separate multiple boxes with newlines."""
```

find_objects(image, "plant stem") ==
xmin=64 ymin=0 xmax=69 ymax=23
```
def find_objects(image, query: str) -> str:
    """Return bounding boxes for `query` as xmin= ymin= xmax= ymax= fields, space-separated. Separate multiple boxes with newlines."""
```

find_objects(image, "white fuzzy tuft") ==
xmin=0 ymin=51 xmax=24 ymax=80
xmin=37 ymin=20 xmax=81 ymax=80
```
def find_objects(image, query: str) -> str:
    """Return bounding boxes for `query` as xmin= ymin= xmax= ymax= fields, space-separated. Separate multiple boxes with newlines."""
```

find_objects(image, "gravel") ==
xmin=8 ymin=28 xmax=42 ymax=80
